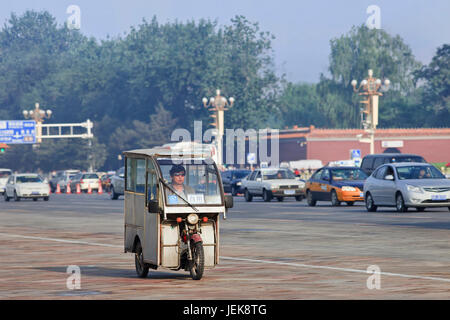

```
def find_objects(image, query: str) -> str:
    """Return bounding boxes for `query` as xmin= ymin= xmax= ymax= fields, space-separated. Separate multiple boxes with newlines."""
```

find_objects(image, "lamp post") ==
xmin=202 ymin=89 xmax=235 ymax=166
xmin=351 ymin=70 xmax=390 ymax=154
xmin=22 ymin=102 xmax=52 ymax=144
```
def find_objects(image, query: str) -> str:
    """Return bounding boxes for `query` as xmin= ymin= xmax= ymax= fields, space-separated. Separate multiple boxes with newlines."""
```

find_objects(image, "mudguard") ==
xmin=190 ymin=233 xmax=202 ymax=243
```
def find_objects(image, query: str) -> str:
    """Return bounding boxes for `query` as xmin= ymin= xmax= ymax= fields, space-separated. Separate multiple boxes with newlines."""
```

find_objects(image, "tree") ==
xmin=414 ymin=44 xmax=450 ymax=126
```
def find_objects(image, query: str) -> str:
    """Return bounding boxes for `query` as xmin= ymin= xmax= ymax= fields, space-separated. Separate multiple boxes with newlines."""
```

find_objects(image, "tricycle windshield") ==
xmin=157 ymin=159 xmax=223 ymax=206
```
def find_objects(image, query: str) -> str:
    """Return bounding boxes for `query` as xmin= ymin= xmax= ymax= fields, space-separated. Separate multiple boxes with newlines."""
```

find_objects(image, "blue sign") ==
xmin=350 ymin=149 xmax=361 ymax=159
xmin=0 ymin=120 xmax=36 ymax=144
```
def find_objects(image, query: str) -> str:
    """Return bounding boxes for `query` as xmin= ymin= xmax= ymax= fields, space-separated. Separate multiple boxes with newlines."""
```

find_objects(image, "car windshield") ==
xmin=396 ymin=166 xmax=445 ymax=180
xmin=331 ymin=168 xmax=368 ymax=181
xmin=390 ymin=156 xmax=425 ymax=163
xmin=262 ymin=169 xmax=296 ymax=180
xmin=83 ymin=174 xmax=99 ymax=179
xmin=0 ymin=171 xmax=11 ymax=178
xmin=158 ymin=159 xmax=222 ymax=206
xmin=232 ymin=171 xmax=251 ymax=179
xmin=16 ymin=176 xmax=43 ymax=183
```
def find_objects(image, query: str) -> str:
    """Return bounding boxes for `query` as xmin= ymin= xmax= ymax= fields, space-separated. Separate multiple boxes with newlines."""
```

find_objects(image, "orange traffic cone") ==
xmin=56 ymin=184 xmax=61 ymax=194
xmin=66 ymin=183 xmax=71 ymax=194
xmin=98 ymin=180 xmax=103 ymax=194
xmin=76 ymin=184 xmax=81 ymax=194
xmin=87 ymin=184 xmax=92 ymax=194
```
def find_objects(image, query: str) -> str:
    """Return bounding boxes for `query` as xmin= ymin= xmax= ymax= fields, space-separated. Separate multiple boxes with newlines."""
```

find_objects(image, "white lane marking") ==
xmin=1 ymin=232 xmax=450 ymax=284
xmin=220 ymin=257 xmax=450 ymax=283
xmin=0 ymin=233 xmax=120 ymax=248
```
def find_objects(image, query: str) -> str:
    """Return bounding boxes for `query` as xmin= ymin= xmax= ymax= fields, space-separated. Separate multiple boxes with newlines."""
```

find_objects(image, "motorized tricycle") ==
xmin=123 ymin=147 xmax=233 ymax=280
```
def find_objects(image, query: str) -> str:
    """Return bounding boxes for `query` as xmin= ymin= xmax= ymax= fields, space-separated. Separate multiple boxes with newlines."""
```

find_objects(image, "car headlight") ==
xmin=341 ymin=186 xmax=356 ymax=191
xmin=270 ymin=185 xmax=278 ymax=189
xmin=187 ymin=213 xmax=199 ymax=225
xmin=298 ymin=182 xmax=305 ymax=188
xmin=236 ymin=182 xmax=242 ymax=186
xmin=407 ymin=185 xmax=422 ymax=193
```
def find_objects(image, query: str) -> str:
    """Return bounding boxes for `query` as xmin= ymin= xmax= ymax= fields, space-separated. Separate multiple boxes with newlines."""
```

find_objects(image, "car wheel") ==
xmin=33 ymin=198 xmax=38 ymax=201
xmin=416 ymin=207 xmax=425 ymax=212
xmin=14 ymin=190 xmax=20 ymax=202
xmin=306 ymin=190 xmax=316 ymax=206
xmin=263 ymin=189 xmax=272 ymax=202
xmin=365 ymin=192 xmax=377 ymax=212
xmin=276 ymin=197 xmax=284 ymax=202
xmin=346 ymin=201 xmax=354 ymax=206
xmin=43 ymin=197 xmax=49 ymax=201
xmin=295 ymin=195 xmax=304 ymax=201
xmin=396 ymin=193 xmax=408 ymax=213
xmin=331 ymin=190 xmax=341 ymax=206
xmin=110 ymin=185 xmax=119 ymax=200
xmin=244 ymin=189 xmax=253 ymax=202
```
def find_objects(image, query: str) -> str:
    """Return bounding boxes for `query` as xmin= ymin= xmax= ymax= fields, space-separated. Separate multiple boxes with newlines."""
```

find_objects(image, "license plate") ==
xmin=284 ymin=190 xmax=295 ymax=195
xmin=31 ymin=191 xmax=40 ymax=195
xmin=431 ymin=195 xmax=447 ymax=201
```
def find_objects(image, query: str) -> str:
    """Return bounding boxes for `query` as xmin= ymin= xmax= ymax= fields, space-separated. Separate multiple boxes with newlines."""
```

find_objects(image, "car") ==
xmin=363 ymin=162 xmax=450 ymax=212
xmin=109 ymin=167 xmax=125 ymax=199
xmin=57 ymin=173 xmax=79 ymax=193
xmin=221 ymin=169 xmax=251 ymax=196
xmin=305 ymin=166 xmax=368 ymax=206
xmin=49 ymin=169 xmax=80 ymax=192
xmin=69 ymin=172 xmax=100 ymax=192
xmin=0 ymin=168 xmax=12 ymax=195
xmin=241 ymin=168 xmax=306 ymax=202
xmin=100 ymin=172 xmax=115 ymax=192
xmin=4 ymin=173 xmax=50 ymax=201
xmin=360 ymin=153 xmax=426 ymax=176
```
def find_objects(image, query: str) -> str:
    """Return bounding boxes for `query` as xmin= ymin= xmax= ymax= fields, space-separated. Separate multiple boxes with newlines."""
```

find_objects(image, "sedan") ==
xmin=221 ymin=169 xmax=251 ymax=196
xmin=4 ymin=173 xmax=50 ymax=201
xmin=69 ymin=172 xmax=100 ymax=192
xmin=306 ymin=167 xmax=368 ymax=206
xmin=363 ymin=163 xmax=450 ymax=212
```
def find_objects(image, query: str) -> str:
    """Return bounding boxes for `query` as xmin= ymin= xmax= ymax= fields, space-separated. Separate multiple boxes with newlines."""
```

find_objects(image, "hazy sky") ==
xmin=1 ymin=1 xmax=448 ymax=83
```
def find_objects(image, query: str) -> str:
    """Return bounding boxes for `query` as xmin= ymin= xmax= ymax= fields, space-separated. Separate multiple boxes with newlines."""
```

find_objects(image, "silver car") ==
xmin=363 ymin=162 xmax=450 ymax=212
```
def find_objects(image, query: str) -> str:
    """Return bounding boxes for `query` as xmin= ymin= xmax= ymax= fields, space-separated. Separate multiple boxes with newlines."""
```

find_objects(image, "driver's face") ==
xmin=172 ymin=173 xmax=185 ymax=186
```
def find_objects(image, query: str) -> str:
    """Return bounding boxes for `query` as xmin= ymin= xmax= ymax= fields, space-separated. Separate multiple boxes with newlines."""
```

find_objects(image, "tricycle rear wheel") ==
xmin=135 ymin=241 xmax=149 ymax=278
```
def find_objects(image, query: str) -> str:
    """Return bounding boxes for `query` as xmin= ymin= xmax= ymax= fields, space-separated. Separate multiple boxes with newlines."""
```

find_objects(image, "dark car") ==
xmin=221 ymin=169 xmax=251 ymax=196
xmin=305 ymin=166 xmax=369 ymax=206
xmin=361 ymin=153 xmax=426 ymax=176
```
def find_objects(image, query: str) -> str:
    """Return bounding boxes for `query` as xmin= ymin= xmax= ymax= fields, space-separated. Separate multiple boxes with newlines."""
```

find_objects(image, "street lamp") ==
xmin=202 ymin=89 xmax=235 ymax=166
xmin=23 ymin=102 xmax=52 ymax=143
xmin=351 ymin=70 xmax=390 ymax=154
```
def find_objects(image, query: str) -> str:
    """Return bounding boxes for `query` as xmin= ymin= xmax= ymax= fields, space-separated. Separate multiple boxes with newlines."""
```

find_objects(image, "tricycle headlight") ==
xmin=407 ymin=185 xmax=422 ymax=193
xmin=342 ymin=186 xmax=356 ymax=191
xmin=187 ymin=213 xmax=199 ymax=225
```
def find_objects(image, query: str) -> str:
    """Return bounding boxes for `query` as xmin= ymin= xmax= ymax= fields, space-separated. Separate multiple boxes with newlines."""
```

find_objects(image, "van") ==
xmin=360 ymin=153 xmax=426 ymax=176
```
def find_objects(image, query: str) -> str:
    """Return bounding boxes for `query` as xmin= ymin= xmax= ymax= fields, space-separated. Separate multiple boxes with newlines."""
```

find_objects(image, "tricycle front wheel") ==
xmin=189 ymin=242 xmax=204 ymax=280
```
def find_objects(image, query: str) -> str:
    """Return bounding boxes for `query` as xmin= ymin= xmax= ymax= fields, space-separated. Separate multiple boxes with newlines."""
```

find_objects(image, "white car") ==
xmin=241 ymin=168 xmax=306 ymax=202
xmin=4 ymin=173 xmax=50 ymax=201
xmin=0 ymin=168 xmax=12 ymax=195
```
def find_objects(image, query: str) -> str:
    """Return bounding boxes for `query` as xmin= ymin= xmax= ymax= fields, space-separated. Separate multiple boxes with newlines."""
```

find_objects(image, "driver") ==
xmin=167 ymin=164 xmax=195 ymax=200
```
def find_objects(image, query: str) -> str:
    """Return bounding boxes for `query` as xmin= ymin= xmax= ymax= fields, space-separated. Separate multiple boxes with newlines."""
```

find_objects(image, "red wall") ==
xmin=307 ymin=139 xmax=450 ymax=164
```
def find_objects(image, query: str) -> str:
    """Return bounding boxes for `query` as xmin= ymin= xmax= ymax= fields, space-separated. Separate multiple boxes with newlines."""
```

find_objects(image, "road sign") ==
xmin=0 ymin=120 xmax=36 ymax=144
xmin=247 ymin=153 xmax=256 ymax=164
xmin=350 ymin=149 xmax=361 ymax=159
